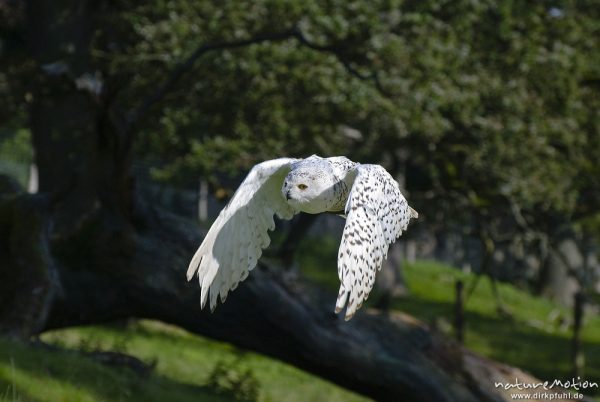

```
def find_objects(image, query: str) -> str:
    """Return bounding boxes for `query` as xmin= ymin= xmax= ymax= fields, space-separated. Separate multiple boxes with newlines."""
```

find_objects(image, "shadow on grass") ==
xmin=0 ymin=337 xmax=234 ymax=402
xmin=392 ymin=297 xmax=600 ymax=396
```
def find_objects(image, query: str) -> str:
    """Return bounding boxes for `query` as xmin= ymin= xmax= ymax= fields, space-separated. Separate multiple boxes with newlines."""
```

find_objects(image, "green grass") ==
xmin=0 ymin=320 xmax=369 ymax=402
xmin=0 ymin=334 xmax=232 ymax=402
xmin=395 ymin=261 xmax=600 ymax=388
xmin=298 ymin=235 xmax=600 ymax=396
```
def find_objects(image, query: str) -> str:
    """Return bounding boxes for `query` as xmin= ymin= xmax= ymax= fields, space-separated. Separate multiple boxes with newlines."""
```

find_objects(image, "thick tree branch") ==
xmin=126 ymin=27 xmax=393 ymax=136
xmin=125 ymin=29 xmax=299 ymax=133
xmin=291 ymin=30 xmax=391 ymax=96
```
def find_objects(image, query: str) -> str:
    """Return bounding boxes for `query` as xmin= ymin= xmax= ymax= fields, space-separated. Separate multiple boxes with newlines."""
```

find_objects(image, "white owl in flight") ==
xmin=187 ymin=155 xmax=418 ymax=320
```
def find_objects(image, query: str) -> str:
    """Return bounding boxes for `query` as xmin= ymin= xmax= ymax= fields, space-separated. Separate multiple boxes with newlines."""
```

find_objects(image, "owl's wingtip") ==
xmin=409 ymin=207 xmax=419 ymax=219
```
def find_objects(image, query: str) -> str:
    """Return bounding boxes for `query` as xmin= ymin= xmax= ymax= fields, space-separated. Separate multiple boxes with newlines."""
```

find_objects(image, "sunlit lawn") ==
xmin=396 ymin=261 xmax=600 ymax=388
xmin=298 ymin=235 xmax=600 ymax=398
xmin=0 ymin=332 xmax=232 ymax=402
xmin=0 ymin=319 xmax=368 ymax=402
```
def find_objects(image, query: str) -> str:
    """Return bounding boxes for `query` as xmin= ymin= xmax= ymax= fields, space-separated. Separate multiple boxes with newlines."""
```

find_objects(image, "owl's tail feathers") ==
xmin=409 ymin=206 xmax=419 ymax=219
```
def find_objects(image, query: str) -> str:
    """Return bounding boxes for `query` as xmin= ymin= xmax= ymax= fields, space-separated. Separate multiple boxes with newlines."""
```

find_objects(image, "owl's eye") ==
xmin=297 ymin=184 xmax=308 ymax=190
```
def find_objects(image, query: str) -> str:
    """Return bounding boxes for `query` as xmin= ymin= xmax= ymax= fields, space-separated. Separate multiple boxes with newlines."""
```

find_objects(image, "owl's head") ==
xmin=281 ymin=168 xmax=334 ymax=214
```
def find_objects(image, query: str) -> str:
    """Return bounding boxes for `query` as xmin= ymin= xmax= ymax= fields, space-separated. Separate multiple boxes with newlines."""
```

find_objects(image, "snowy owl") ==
xmin=187 ymin=155 xmax=418 ymax=320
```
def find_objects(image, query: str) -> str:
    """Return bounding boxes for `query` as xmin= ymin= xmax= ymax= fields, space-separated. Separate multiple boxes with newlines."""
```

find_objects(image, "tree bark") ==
xmin=0 ymin=188 xmax=59 ymax=339
xmin=27 ymin=0 xmax=134 ymax=235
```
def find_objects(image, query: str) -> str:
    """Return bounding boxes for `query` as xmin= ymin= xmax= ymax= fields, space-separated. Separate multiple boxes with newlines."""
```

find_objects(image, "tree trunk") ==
xmin=374 ymin=241 xmax=410 ymax=311
xmin=28 ymin=0 xmax=134 ymax=235
xmin=537 ymin=233 xmax=581 ymax=306
xmin=0 ymin=188 xmax=59 ymax=339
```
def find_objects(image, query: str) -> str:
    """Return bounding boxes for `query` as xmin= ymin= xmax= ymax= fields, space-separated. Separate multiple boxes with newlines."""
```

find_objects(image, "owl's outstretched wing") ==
xmin=186 ymin=158 xmax=298 ymax=311
xmin=335 ymin=164 xmax=418 ymax=320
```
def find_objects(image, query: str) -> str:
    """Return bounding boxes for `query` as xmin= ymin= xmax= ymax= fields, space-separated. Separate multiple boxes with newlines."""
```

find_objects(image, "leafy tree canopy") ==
xmin=1 ymin=0 xmax=599 ymax=236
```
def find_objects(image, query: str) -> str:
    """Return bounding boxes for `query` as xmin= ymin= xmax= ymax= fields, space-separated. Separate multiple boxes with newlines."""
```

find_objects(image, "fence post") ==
xmin=454 ymin=280 xmax=464 ymax=344
xmin=198 ymin=179 xmax=208 ymax=222
xmin=572 ymin=291 xmax=585 ymax=377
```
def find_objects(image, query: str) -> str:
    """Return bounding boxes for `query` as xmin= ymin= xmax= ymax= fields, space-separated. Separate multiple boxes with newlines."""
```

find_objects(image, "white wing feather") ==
xmin=186 ymin=158 xmax=298 ymax=311
xmin=336 ymin=164 xmax=416 ymax=320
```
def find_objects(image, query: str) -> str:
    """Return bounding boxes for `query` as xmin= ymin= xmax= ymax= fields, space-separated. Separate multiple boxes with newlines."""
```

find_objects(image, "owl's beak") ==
xmin=285 ymin=189 xmax=292 ymax=200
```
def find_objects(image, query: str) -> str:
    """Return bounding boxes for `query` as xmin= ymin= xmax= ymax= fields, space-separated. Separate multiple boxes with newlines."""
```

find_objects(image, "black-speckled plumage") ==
xmin=187 ymin=155 xmax=418 ymax=320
